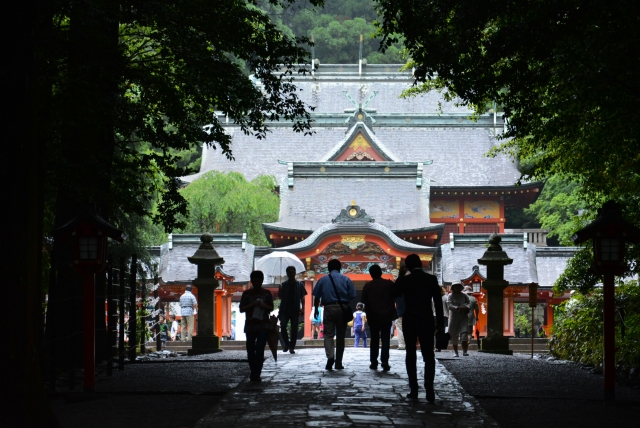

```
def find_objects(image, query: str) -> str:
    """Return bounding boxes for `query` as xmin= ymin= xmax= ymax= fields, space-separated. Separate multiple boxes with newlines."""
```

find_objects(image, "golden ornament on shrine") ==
xmin=349 ymin=134 xmax=371 ymax=151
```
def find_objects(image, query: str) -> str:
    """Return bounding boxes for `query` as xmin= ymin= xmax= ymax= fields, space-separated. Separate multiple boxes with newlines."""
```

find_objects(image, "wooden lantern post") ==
xmin=571 ymin=201 xmax=640 ymax=401
xmin=528 ymin=283 xmax=538 ymax=358
xmin=53 ymin=212 xmax=125 ymax=392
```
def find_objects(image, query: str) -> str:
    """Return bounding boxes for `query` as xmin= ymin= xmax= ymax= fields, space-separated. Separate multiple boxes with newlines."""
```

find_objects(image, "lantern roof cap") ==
xmin=53 ymin=211 xmax=126 ymax=242
xmin=572 ymin=201 xmax=640 ymax=245
xmin=460 ymin=265 xmax=487 ymax=283
xmin=477 ymin=233 xmax=514 ymax=266
xmin=187 ymin=233 xmax=225 ymax=265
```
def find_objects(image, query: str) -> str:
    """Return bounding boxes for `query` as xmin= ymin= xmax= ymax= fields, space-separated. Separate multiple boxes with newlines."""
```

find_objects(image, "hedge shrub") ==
xmin=550 ymin=281 xmax=640 ymax=371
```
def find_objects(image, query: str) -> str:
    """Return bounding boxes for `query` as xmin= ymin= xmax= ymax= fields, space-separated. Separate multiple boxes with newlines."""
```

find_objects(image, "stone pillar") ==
xmin=478 ymin=233 xmax=514 ymax=355
xmin=187 ymin=233 xmax=225 ymax=355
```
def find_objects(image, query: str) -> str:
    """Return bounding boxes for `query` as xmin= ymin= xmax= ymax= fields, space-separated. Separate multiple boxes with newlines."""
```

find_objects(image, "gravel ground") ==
xmin=438 ymin=351 xmax=640 ymax=428
xmin=51 ymin=351 xmax=250 ymax=428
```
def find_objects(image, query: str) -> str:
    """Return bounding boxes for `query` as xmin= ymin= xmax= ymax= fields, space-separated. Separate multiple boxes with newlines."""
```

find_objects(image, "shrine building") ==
xmin=159 ymin=64 xmax=576 ymax=340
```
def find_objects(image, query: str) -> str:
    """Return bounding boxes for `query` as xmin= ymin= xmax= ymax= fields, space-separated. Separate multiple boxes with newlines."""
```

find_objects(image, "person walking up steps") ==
xmin=313 ymin=259 xmax=356 ymax=371
xmin=393 ymin=254 xmax=444 ymax=403
xmin=352 ymin=303 xmax=367 ymax=348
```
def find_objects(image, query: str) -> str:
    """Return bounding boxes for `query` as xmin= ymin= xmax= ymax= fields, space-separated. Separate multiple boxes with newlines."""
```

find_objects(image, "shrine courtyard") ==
xmin=51 ymin=347 xmax=640 ymax=428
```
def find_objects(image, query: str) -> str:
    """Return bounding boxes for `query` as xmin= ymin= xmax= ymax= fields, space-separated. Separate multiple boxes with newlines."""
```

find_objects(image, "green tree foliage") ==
xmin=376 ymin=0 xmax=640 ymax=293
xmin=376 ymin=0 xmax=640 ymax=201
xmin=261 ymin=0 xmax=403 ymax=64
xmin=513 ymin=304 xmax=533 ymax=338
xmin=179 ymin=172 xmax=279 ymax=246
xmin=550 ymin=282 xmax=640 ymax=371
xmin=525 ymin=176 xmax=587 ymax=246
xmin=49 ymin=0 xmax=321 ymax=234
xmin=42 ymin=0 xmax=323 ymax=392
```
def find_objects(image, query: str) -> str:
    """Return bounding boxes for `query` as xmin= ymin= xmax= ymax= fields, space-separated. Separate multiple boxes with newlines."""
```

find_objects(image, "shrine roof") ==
xmin=287 ymin=64 xmax=471 ymax=115
xmin=186 ymin=125 xmax=520 ymax=188
xmin=269 ymin=174 xmax=432 ymax=231
xmin=183 ymin=65 xmax=524 ymax=194
xmin=274 ymin=221 xmax=439 ymax=254
xmin=440 ymin=234 xmax=538 ymax=284
xmin=534 ymin=247 xmax=581 ymax=288
xmin=319 ymin=122 xmax=400 ymax=161
xmin=158 ymin=234 xmax=255 ymax=284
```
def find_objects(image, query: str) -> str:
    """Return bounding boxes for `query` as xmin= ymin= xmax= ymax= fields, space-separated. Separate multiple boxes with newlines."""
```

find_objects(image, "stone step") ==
xmin=157 ymin=337 xmax=549 ymax=353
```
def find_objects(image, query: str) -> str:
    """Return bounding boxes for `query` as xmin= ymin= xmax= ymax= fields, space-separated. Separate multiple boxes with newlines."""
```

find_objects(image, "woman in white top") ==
xmin=447 ymin=283 xmax=471 ymax=357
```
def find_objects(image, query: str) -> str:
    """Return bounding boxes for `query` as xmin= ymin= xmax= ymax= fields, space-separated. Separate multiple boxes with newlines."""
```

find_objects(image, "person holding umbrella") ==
xmin=278 ymin=266 xmax=307 ymax=354
xmin=240 ymin=271 xmax=274 ymax=382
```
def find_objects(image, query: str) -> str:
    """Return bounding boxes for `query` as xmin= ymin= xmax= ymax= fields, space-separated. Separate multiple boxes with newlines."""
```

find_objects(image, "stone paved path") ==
xmin=195 ymin=348 xmax=496 ymax=427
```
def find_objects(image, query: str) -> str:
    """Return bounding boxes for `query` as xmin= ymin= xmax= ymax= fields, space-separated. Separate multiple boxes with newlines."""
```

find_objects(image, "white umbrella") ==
xmin=255 ymin=251 xmax=305 ymax=278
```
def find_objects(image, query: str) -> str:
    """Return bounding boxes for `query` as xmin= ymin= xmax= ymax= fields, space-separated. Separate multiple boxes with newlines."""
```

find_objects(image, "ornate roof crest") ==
xmin=332 ymin=201 xmax=375 ymax=223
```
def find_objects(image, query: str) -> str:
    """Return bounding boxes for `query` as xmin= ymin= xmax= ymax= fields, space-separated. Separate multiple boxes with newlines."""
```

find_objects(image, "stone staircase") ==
xmin=159 ymin=337 xmax=549 ymax=354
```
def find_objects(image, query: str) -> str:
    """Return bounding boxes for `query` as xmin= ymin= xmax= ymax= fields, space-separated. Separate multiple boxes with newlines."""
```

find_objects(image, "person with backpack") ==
xmin=352 ymin=303 xmax=367 ymax=348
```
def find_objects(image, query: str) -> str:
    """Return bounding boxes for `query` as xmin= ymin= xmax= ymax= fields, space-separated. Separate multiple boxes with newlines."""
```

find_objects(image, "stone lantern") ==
xmin=188 ymin=233 xmax=225 ymax=355
xmin=477 ymin=233 xmax=513 ymax=355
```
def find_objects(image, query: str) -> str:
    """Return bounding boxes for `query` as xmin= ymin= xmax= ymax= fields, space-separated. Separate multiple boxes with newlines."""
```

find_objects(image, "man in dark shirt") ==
xmin=361 ymin=264 xmax=397 ymax=371
xmin=278 ymin=266 xmax=307 ymax=354
xmin=240 ymin=271 xmax=274 ymax=382
xmin=394 ymin=254 xmax=444 ymax=402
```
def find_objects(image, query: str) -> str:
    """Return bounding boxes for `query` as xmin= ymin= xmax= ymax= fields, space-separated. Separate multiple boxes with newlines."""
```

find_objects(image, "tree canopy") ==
xmin=48 ymin=0 xmax=321 ymax=234
xmin=179 ymin=171 xmax=279 ymax=246
xmin=525 ymin=176 xmax=586 ymax=246
xmin=376 ymin=0 xmax=640 ymax=200
xmin=376 ymin=0 xmax=640 ymax=291
xmin=261 ymin=0 xmax=404 ymax=64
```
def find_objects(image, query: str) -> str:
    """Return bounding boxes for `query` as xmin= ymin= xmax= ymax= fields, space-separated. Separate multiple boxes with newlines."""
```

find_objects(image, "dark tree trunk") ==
xmin=46 ymin=0 xmax=120 ymax=372
xmin=2 ymin=0 xmax=60 ymax=426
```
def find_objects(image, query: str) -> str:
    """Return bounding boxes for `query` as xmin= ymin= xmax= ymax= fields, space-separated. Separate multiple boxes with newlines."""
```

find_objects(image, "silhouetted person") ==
xmin=278 ymin=266 xmax=307 ymax=354
xmin=393 ymin=254 xmax=444 ymax=402
xmin=313 ymin=259 xmax=356 ymax=371
xmin=361 ymin=264 xmax=397 ymax=371
xmin=240 ymin=271 xmax=274 ymax=382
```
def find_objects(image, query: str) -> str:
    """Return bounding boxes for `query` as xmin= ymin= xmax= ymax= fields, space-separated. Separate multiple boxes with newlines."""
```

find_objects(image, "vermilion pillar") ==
xmin=83 ymin=273 xmax=96 ymax=392
xmin=304 ymin=280 xmax=314 ymax=338
xmin=603 ymin=273 xmax=615 ymax=400
xmin=214 ymin=290 xmax=224 ymax=338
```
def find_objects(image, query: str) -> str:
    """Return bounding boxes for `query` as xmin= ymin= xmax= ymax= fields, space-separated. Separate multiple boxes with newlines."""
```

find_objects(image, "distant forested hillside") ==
xmin=259 ymin=0 xmax=404 ymax=64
